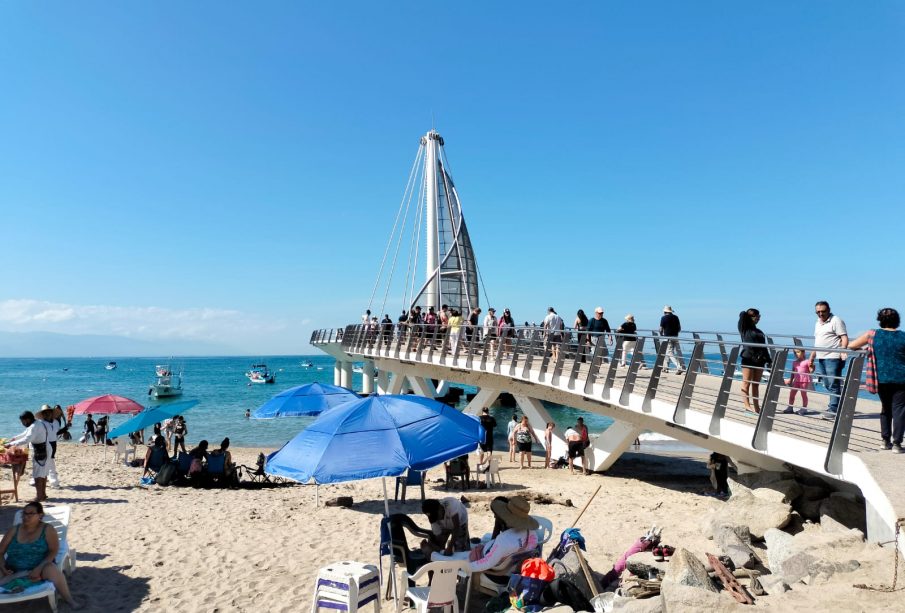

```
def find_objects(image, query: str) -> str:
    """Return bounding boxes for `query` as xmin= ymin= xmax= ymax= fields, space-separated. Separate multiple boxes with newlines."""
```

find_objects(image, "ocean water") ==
xmin=0 ymin=356 xmax=616 ymax=448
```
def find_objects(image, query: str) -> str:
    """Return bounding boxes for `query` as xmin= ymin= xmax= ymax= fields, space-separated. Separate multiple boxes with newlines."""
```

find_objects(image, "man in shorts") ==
xmin=542 ymin=307 xmax=564 ymax=362
xmin=564 ymin=425 xmax=586 ymax=475
xmin=478 ymin=407 xmax=497 ymax=465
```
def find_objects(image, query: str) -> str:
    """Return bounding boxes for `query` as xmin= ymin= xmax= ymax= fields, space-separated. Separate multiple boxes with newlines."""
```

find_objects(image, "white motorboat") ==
xmin=246 ymin=364 xmax=275 ymax=384
xmin=105 ymin=361 xmax=117 ymax=370
xmin=149 ymin=365 xmax=183 ymax=398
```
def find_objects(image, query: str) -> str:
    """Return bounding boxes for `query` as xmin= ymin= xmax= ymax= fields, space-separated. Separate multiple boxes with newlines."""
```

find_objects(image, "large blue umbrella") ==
xmin=252 ymin=382 xmax=358 ymax=419
xmin=108 ymin=400 xmax=199 ymax=439
xmin=265 ymin=394 xmax=485 ymax=484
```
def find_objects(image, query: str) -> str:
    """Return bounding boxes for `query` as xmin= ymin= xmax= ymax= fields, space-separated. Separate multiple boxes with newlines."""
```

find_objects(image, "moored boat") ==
xmin=105 ymin=361 xmax=117 ymax=370
xmin=246 ymin=364 xmax=275 ymax=384
xmin=149 ymin=365 xmax=183 ymax=398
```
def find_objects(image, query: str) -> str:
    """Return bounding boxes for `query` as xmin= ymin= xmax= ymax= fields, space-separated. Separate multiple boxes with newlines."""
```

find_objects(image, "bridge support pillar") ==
xmin=388 ymin=372 xmax=407 ymax=394
xmin=339 ymin=361 xmax=353 ymax=389
xmin=463 ymin=388 xmax=501 ymax=415
xmin=377 ymin=369 xmax=390 ymax=394
xmin=361 ymin=360 xmax=376 ymax=395
xmin=407 ymin=376 xmax=438 ymax=399
xmin=334 ymin=361 xmax=342 ymax=387
xmin=514 ymin=396 xmax=569 ymax=465
xmin=586 ymin=420 xmax=643 ymax=473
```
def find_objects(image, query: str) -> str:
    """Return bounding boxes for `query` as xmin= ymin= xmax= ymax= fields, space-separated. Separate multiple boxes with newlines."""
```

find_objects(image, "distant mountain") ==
xmin=0 ymin=331 xmax=236 ymax=357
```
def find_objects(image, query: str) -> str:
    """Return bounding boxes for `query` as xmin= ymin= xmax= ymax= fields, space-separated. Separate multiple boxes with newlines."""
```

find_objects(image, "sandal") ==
xmin=652 ymin=546 xmax=664 ymax=562
xmin=661 ymin=545 xmax=675 ymax=558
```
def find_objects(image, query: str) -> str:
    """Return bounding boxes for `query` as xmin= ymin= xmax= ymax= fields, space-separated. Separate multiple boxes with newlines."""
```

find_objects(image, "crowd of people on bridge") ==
xmin=362 ymin=300 xmax=905 ymax=452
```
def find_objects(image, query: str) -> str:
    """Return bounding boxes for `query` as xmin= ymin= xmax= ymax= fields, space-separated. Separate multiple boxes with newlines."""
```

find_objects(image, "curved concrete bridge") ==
xmin=312 ymin=324 xmax=902 ymax=548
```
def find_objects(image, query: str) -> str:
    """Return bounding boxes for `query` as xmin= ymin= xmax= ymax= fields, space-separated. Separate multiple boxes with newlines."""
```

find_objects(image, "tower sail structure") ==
xmin=369 ymin=130 xmax=482 ymax=318
xmin=413 ymin=130 xmax=480 ymax=313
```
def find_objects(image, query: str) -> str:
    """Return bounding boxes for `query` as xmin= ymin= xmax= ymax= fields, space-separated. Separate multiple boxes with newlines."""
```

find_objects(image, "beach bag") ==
xmin=508 ymin=558 xmax=555 ymax=610
xmin=155 ymin=462 xmax=177 ymax=486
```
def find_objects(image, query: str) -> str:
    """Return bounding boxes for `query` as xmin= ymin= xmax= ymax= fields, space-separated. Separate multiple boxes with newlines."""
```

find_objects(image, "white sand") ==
xmin=0 ymin=444 xmax=901 ymax=612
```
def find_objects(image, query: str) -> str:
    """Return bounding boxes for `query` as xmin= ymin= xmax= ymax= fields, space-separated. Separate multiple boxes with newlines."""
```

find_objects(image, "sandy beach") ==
xmin=0 ymin=443 xmax=901 ymax=612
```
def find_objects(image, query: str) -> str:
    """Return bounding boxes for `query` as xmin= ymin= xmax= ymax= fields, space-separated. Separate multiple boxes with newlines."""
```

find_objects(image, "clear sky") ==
xmin=1 ymin=2 xmax=903 ymax=355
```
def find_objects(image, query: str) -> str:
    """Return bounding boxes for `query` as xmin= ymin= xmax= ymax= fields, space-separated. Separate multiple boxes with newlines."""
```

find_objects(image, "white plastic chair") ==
xmin=405 ymin=559 xmax=471 ymax=613
xmin=486 ymin=457 xmax=502 ymax=487
xmin=532 ymin=515 xmax=554 ymax=555
xmin=113 ymin=438 xmax=136 ymax=465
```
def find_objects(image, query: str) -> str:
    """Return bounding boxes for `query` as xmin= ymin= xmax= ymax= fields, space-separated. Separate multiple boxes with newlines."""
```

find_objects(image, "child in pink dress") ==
xmin=784 ymin=348 xmax=812 ymax=415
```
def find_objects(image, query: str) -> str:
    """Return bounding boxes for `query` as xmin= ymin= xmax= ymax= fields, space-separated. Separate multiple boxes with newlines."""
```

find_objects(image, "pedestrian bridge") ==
xmin=311 ymin=323 xmax=902 ymax=548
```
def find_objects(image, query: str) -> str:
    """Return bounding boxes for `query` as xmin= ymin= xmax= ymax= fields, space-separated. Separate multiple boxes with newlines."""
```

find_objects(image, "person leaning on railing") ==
xmin=849 ymin=307 xmax=905 ymax=452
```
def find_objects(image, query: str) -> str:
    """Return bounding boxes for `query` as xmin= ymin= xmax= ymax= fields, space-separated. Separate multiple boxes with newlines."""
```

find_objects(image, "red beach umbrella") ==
xmin=72 ymin=394 xmax=144 ymax=415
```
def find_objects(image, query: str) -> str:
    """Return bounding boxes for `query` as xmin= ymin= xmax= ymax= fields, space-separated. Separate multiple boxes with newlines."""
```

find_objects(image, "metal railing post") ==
xmin=752 ymin=348 xmax=789 ymax=451
xmin=438 ymin=328 xmax=451 ymax=365
xmin=825 ymin=355 xmax=864 ymax=474
xmin=466 ymin=326 xmax=479 ymax=369
xmin=674 ymin=341 xmax=706 ymax=424
xmin=691 ymin=333 xmax=709 ymax=374
xmin=642 ymin=338 xmax=671 ymax=411
xmin=620 ymin=337 xmax=646 ymax=406
xmin=710 ymin=346 xmax=740 ymax=434
xmin=582 ymin=335 xmax=605 ymax=395
xmin=551 ymin=333 xmax=570 ymax=385
xmin=716 ymin=333 xmax=728 ymax=371
xmin=602 ymin=341 xmax=623 ymax=400
xmin=522 ymin=330 xmax=539 ymax=379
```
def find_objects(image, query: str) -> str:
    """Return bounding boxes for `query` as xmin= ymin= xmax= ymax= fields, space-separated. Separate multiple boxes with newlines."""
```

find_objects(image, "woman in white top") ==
xmin=8 ymin=411 xmax=52 ymax=502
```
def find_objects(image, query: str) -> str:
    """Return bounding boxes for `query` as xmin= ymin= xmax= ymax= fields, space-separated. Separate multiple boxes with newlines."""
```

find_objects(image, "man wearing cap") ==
xmin=483 ymin=308 xmax=498 ymax=353
xmin=659 ymin=306 xmax=684 ymax=374
xmin=465 ymin=496 xmax=539 ymax=573
xmin=809 ymin=301 xmax=848 ymax=419
xmin=542 ymin=307 xmax=564 ymax=362
xmin=587 ymin=307 xmax=612 ymax=361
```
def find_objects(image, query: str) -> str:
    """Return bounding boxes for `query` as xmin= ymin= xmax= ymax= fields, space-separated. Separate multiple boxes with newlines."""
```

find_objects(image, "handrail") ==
xmin=312 ymin=322 xmax=867 ymax=477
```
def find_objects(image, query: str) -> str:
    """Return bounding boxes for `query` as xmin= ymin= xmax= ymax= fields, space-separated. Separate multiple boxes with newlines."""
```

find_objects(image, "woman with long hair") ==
xmin=575 ymin=309 xmax=590 ymax=363
xmin=738 ymin=308 xmax=771 ymax=413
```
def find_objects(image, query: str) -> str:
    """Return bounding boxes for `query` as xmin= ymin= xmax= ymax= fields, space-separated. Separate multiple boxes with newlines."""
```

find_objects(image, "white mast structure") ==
xmin=410 ymin=130 xmax=479 ymax=313
xmin=369 ymin=129 xmax=482 ymax=318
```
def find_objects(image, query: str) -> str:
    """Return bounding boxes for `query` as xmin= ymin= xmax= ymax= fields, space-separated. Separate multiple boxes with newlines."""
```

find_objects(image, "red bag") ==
xmin=520 ymin=558 xmax=555 ymax=582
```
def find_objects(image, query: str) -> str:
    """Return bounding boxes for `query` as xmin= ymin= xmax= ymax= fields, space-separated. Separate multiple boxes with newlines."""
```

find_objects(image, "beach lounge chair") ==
xmin=144 ymin=446 xmax=169 ymax=476
xmin=176 ymin=452 xmax=193 ymax=476
xmin=404 ymin=559 xmax=471 ymax=613
xmin=394 ymin=469 xmax=425 ymax=502
xmin=0 ymin=506 xmax=77 ymax=613
xmin=113 ymin=437 xmax=135 ymax=465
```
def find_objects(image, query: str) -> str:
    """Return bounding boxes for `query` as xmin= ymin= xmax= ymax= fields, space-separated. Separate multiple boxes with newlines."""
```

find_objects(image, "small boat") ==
xmin=105 ymin=361 xmax=117 ymax=370
xmin=301 ymin=360 xmax=314 ymax=368
xmin=149 ymin=365 xmax=183 ymax=398
xmin=246 ymin=364 xmax=275 ymax=384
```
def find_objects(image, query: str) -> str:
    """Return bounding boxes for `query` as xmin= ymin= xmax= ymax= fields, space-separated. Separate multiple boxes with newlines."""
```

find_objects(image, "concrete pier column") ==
xmin=463 ymin=388 xmax=501 ymax=415
xmin=377 ymin=368 xmax=391 ymax=395
xmin=361 ymin=360 xmax=376 ymax=395
xmin=585 ymin=420 xmax=642 ymax=472
xmin=340 ymin=361 xmax=353 ymax=389
xmin=334 ymin=361 xmax=343 ymax=387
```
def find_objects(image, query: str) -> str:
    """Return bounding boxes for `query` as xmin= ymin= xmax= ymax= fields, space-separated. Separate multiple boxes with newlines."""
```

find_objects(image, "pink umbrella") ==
xmin=72 ymin=394 xmax=144 ymax=415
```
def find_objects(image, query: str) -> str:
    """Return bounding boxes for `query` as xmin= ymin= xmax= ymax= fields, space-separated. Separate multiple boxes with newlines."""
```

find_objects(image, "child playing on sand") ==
xmin=783 ymin=348 xmax=812 ymax=415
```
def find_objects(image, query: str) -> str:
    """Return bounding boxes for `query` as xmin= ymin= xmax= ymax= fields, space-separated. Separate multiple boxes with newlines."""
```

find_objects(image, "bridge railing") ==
xmin=312 ymin=323 xmax=866 ymax=476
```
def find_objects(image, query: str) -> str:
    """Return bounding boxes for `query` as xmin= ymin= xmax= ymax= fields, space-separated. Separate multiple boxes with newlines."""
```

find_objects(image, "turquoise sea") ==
xmin=0 ymin=355 xmax=615 ymax=448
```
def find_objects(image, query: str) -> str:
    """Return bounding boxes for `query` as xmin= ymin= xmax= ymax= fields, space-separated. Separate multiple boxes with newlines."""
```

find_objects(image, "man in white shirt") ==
xmin=8 ymin=410 xmax=52 ymax=502
xmin=542 ymin=307 xmax=564 ymax=362
xmin=421 ymin=497 xmax=470 ymax=555
xmin=808 ymin=301 xmax=848 ymax=419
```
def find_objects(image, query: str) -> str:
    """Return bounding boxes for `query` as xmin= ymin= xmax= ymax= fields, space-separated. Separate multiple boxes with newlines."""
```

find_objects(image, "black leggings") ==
xmin=878 ymin=383 xmax=905 ymax=445
xmin=51 ymin=441 xmax=57 ymax=459
xmin=174 ymin=436 xmax=186 ymax=455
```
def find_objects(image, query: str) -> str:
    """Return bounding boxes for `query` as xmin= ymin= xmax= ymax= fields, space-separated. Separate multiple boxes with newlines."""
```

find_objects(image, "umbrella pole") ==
xmin=382 ymin=477 xmax=399 ymax=611
xmin=315 ymin=484 xmax=319 ymax=507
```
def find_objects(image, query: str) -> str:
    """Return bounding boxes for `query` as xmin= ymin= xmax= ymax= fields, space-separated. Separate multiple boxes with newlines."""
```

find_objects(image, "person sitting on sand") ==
xmin=143 ymin=436 xmax=169 ymax=476
xmin=187 ymin=440 xmax=209 ymax=476
xmin=209 ymin=437 xmax=236 ymax=479
xmin=420 ymin=498 xmax=470 ymax=556
xmin=0 ymin=501 xmax=79 ymax=609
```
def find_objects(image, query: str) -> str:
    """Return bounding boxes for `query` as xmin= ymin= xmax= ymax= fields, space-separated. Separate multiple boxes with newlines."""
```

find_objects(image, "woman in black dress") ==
xmin=738 ymin=308 xmax=771 ymax=413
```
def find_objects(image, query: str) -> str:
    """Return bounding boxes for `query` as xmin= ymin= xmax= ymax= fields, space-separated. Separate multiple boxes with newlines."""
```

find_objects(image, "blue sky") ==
xmin=1 ymin=2 xmax=903 ymax=355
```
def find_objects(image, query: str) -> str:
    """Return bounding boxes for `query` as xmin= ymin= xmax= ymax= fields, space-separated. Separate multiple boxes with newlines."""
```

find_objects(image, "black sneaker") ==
xmin=895 ymin=444 xmax=905 ymax=454
xmin=880 ymin=441 xmax=893 ymax=451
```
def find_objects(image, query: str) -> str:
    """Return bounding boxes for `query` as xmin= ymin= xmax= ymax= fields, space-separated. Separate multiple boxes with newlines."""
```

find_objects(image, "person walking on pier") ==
xmin=849 ymin=308 xmax=905 ymax=451
xmin=616 ymin=314 xmax=638 ymax=367
xmin=448 ymin=309 xmax=463 ymax=353
xmin=574 ymin=309 xmax=590 ymax=363
xmin=543 ymin=307 xmax=564 ymax=362
xmin=588 ymin=307 xmax=612 ymax=361
xmin=660 ymin=306 xmax=684 ymax=374
xmin=809 ymin=301 xmax=849 ymax=420
xmin=483 ymin=308 xmax=498 ymax=353
xmin=498 ymin=309 xmax=515 ymax=356
xmin=784 ymin=348 xmax=812 ymax=415
xmin=738 ymin=308 xmax=771 ymax=413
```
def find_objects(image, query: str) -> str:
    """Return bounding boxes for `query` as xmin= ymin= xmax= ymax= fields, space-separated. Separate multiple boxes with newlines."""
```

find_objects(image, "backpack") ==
xmin=507 ymin=558 xmax=555 ymax=610
xmin=155 ymin=462 xmax=177 ymax=486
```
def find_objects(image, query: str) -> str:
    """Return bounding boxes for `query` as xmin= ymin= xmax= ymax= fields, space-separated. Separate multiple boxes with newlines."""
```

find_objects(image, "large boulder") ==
xmin=707 ymin=490 xmax=792 ymax=540
xmin=757 ymin=573 xmax=789 ymax=595
xmin=612 ymin=596 xmax=664 ymax=612
xmin=732 ymin=470 xmax=795 ymax=490
xmin=713 ymin=524 xmax=757 ymax=569
xmin=764 ymin=521 xmax=863 ymax=586
xmin=663 ymin=548 xmax=716 ymax=592
xmin=764 ymin=528 xmax=795 ymax=572
xmin=660 ymin=582 xmax=742 ymax=613
xmin=751 ymin=479 xmax=804 ymax=505
xmin=819 ymin=493 xmax=867 ymax=534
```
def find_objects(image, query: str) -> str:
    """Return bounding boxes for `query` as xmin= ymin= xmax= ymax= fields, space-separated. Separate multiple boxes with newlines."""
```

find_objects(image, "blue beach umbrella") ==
xmin=107 ymin=400 xmax=199 ymax=439
xmin=252 ymin=382 xmax=358 ymax=419
xmin=265 ymin=394 xmax=485 ymax=485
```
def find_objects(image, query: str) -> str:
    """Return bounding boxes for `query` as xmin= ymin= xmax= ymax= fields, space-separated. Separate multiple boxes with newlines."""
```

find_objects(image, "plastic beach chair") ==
xmin=532 ymin=515 xmax=554 ymax=555
xmin=113 ymin=438 xmax=135 ymax=465
xmin=404 ymin=559 xmax=471 ymax=613
xmin=394 ymin=469 xmax=425 ymax=502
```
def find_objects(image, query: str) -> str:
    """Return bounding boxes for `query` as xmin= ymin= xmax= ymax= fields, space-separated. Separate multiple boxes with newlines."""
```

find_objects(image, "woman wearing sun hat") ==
xmin=466 ymin=496 xmax=539 ymax=573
